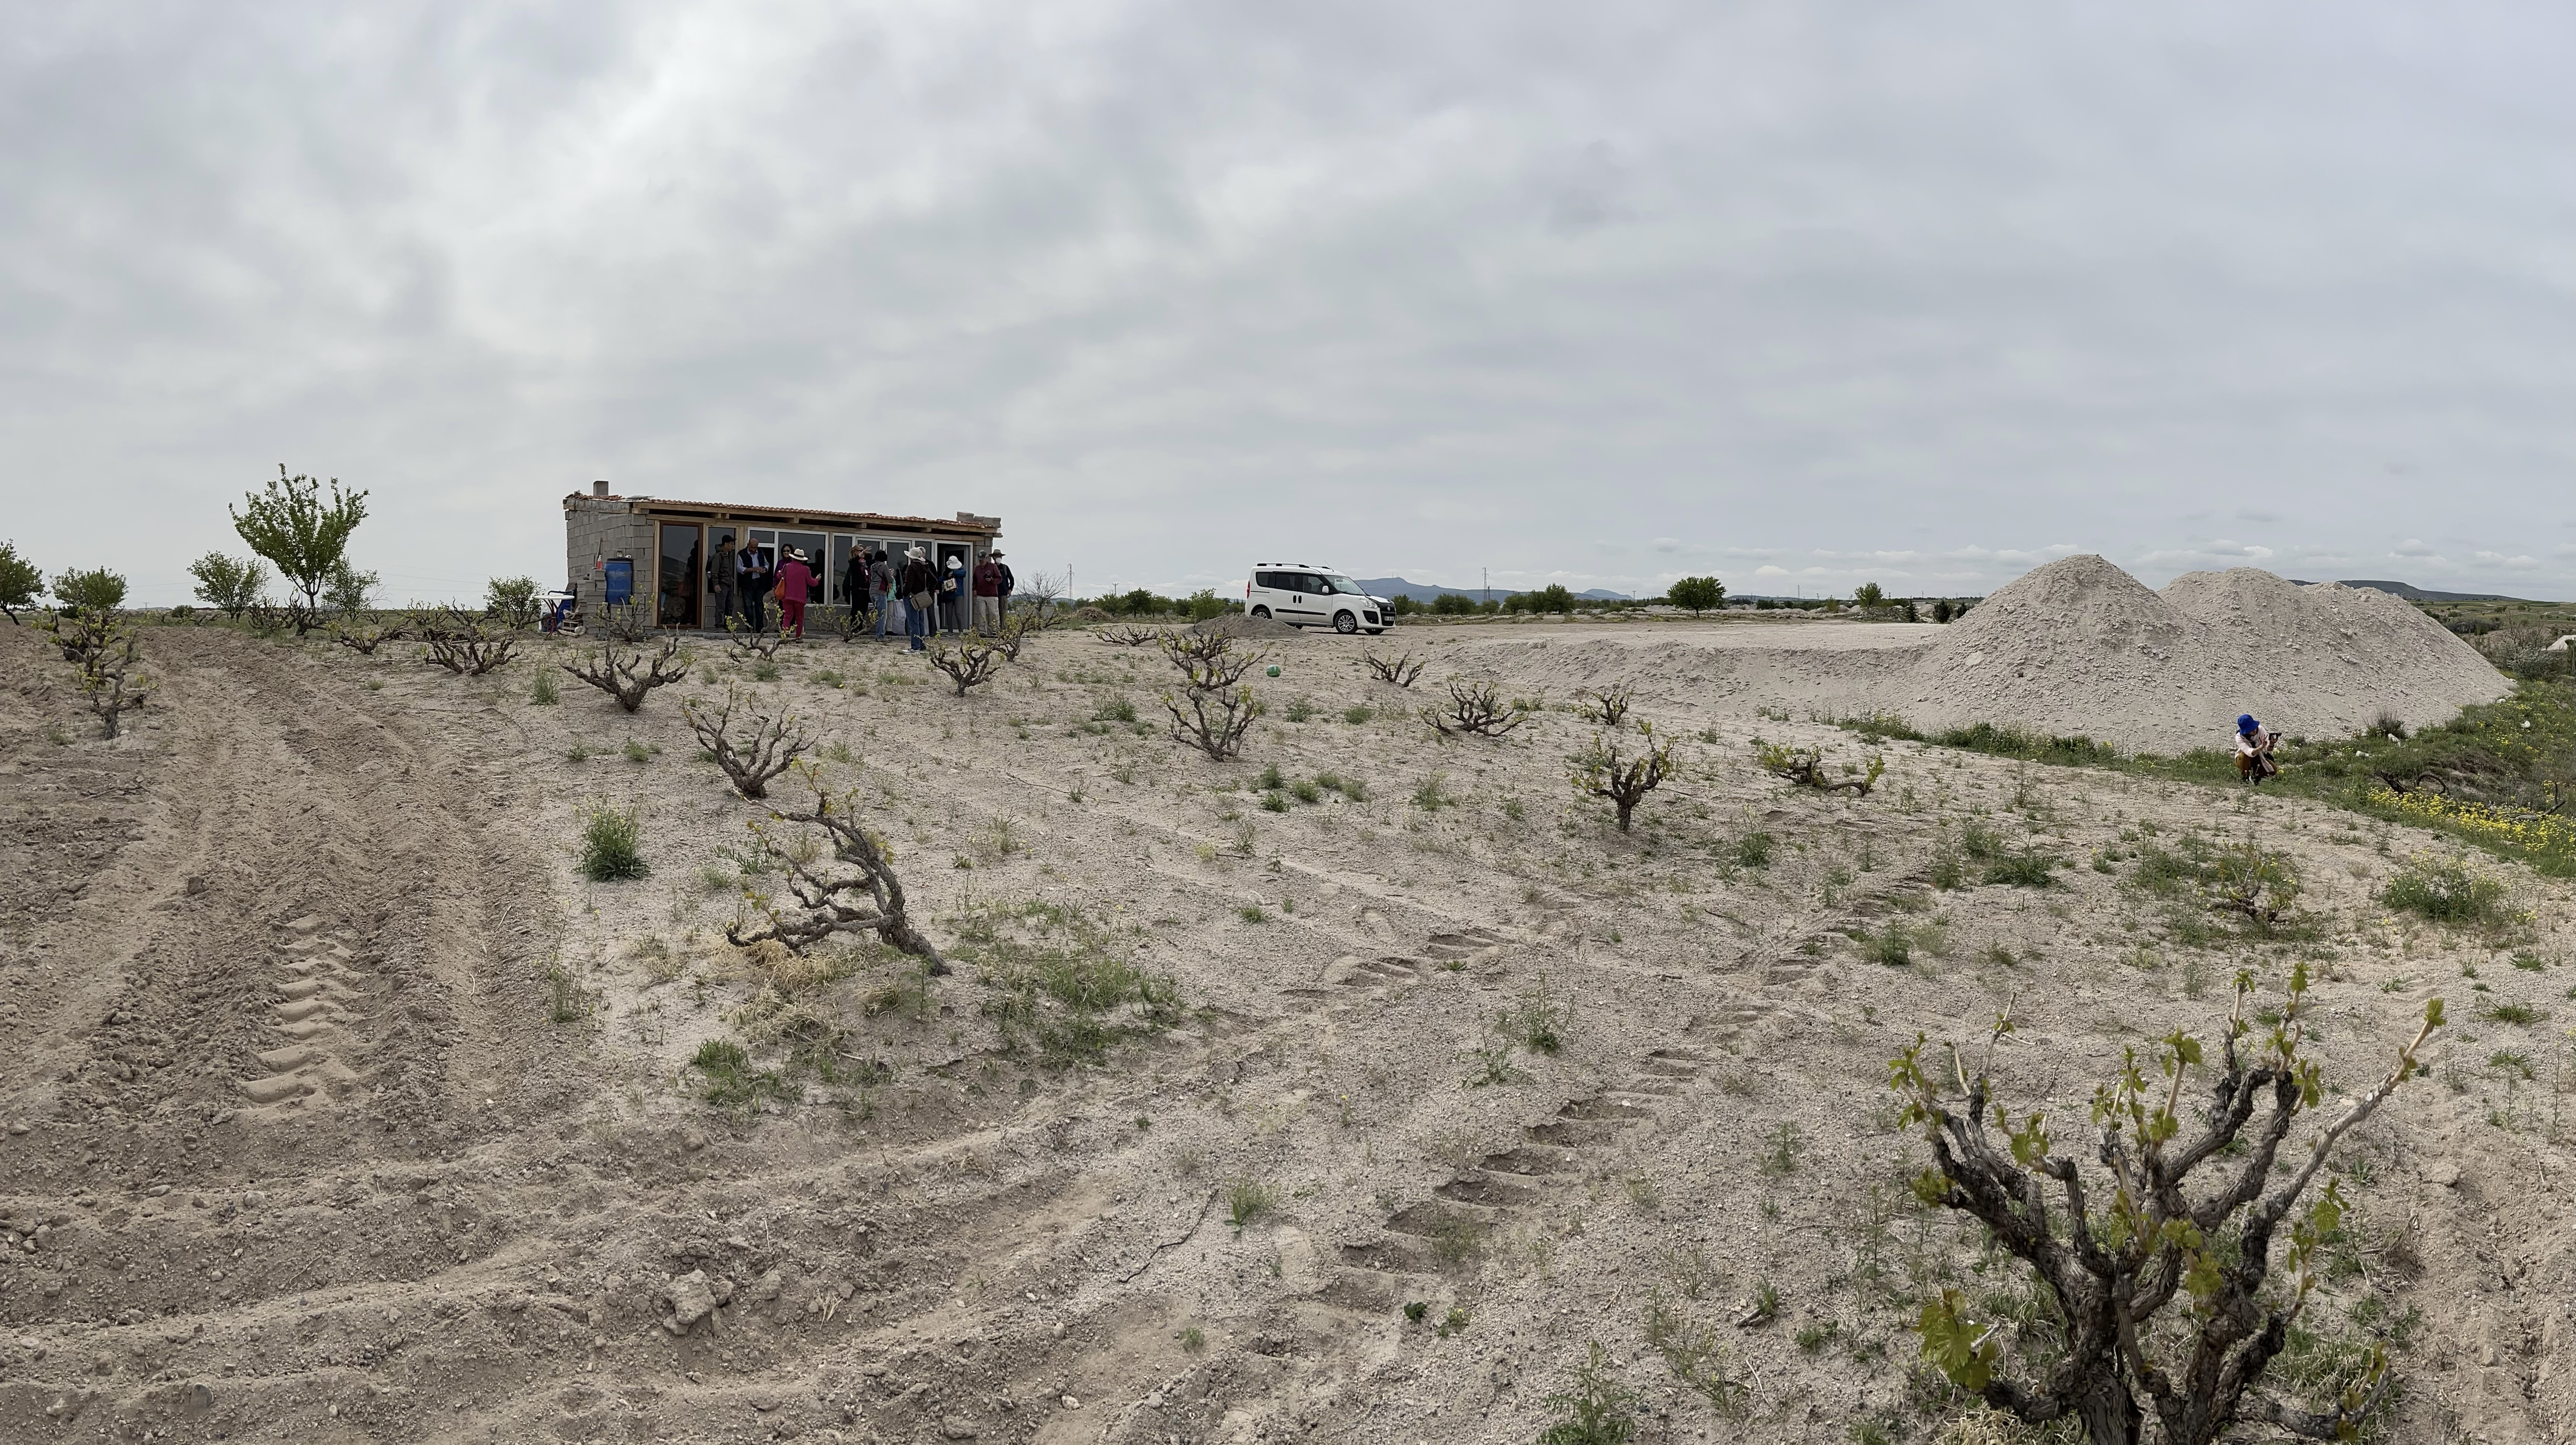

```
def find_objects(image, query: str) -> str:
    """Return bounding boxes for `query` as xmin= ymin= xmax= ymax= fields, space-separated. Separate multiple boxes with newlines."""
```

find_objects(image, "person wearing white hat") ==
xmin=900 ymin=544 xmax=935 ymax=651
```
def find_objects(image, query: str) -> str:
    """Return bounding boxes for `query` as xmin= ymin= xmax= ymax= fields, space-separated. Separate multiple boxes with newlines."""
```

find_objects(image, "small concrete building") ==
xmin=562 ymin=482 xmax=1003 ymax=629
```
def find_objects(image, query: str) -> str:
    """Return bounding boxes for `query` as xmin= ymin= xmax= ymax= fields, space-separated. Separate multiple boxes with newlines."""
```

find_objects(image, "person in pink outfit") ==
xmin=775 ymin=548 xmax=815 ymax=641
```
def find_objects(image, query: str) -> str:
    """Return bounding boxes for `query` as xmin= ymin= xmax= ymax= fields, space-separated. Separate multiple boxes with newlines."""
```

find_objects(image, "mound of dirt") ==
xmin=2159 ymin=568 xmax=2509 ymax=742
xmin=1892 ymin=555 xmax=2223 ymax=751
xmin=1192 ymin=612 xmax=1302 ymax=640
xmin=1891 ymin=555 xmax=2509 ymax=751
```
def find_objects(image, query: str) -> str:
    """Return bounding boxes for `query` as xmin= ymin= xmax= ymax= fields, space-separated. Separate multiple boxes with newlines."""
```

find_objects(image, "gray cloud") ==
xmin=3 ymin=0 xmax=2570 ymax=604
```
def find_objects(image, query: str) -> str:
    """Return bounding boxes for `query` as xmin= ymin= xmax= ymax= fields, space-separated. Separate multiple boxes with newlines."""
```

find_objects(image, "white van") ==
xmin=1245 ymin=565 xmax=1389 ymax=634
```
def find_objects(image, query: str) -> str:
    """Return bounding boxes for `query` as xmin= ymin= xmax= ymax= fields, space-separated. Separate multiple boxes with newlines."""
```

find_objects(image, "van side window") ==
xmin=1255 ymin=571 xmax=1286 ymax=590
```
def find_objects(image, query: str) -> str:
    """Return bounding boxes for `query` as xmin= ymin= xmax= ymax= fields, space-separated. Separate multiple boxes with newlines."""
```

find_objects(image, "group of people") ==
xmin=705 ymin=535 xmax=1015 ymax=650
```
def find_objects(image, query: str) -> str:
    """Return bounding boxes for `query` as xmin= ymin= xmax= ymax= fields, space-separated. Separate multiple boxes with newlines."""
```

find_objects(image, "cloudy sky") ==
xmin=5 ymin=0 xmax=2570 ymax=605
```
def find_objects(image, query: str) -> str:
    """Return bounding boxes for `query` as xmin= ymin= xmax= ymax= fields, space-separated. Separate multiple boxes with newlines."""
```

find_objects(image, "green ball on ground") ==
xmin=1265 ymin=665 xmax=1281 ymax=677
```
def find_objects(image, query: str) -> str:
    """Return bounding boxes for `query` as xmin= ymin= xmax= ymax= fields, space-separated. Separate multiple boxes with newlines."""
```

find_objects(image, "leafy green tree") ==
xmin=230 ymin=465 xmax=369 ymax=633
xmin=1184 ymin=588 xmax=1233 ymax=622
xmin=1430 ymin=592 xmax=1476 ymax=616
xmin=1665 ymin=576 xmax=1724 ymax=614
xmin=1854 ymin=582 xmax=1887 ymax=608
xmin=485 ymin=576 xmax=543 ymax=629
xmin=0 ymin=540 xmax=41 ymax=623
xmin=323 ymin=560 xmax=380 ymax=616
xmin=51 ymin=567 xmax=127 ymax=614
xmin=186 ymin=552 xmax=269 ymax=617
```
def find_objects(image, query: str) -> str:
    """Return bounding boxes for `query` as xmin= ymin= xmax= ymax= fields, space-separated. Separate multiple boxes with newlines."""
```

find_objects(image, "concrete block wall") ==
xmin=562 ymin=497 xmax=653 ymax=613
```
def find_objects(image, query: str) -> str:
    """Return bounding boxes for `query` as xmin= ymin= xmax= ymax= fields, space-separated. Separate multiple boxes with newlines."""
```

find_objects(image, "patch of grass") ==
xmin=1343 ymin=704 xmax=1372 ymax=724
xmin=2382 ymin=855 xmax=2511 ymax=925
xmin=621 ymin=738 xmax=658 ymax=764
xmin=1981 ymin=851 xmax=2058 ymax=888
xmin=1537 ymin=1341 xmax=1642 ymax=1444
xmin=1284 ymin=697 xmax=1316 ymax=723
xmin=1178 ymin=1324 xmax=1205 ymax=1352
xmin=1258 ymin=762 xmax=1286 ymax=790
xmin=1314 ymin=772 xmax=1366 ymax=801
xmin=528 ymin=673 xmax=558 ymax=705
xmin=1438 ymin=1306 xmax=1470 ymax=1338
xmin=691 ymin=1038 xmax=793 ymax=1108
xmin=1860 ymin=919 xmax=1946 ymax=966
xmin=1290 ymin=778 xmax=1322 ymax=804
xmin=1758 ymin=1121 xmax=1804 ymax=1176
xmin=1238 ymin=904 xmax=1267 ymax=923
xmin=1733 ymin=831 xmax=1774 ymax=869
xmin=1504 ymin=974 xmax=1572 ymax=1053
xmin=2485 ymin=1001 xmax=2546 ymax=1026
xmin=578 ymin=805 xmax=648 ymax=882
xmin=1959 ymin=820 xmax=2006 ymax=860
xmin=956 ymin=901 xmax=1184 ymax=1065
xmin=1411 ymin=773 xmax=1452 ymax=810
xmin=1403 ymin=1300 xmax=1429 ymax=1323
xmin=1227 ymin=1176 xmax=1278 ymax=1230
xmin=1259 ymin=790 xmax=1289 ymax=813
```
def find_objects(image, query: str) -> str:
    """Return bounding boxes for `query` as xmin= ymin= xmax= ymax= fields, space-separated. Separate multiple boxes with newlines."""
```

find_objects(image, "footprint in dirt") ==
xmin=237 ymin=914 xmax=370 ymax=1116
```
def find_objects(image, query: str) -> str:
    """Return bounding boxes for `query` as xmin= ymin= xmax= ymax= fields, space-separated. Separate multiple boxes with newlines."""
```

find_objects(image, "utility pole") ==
xmin=1482 ymin=568 xmax=1489 ymax=603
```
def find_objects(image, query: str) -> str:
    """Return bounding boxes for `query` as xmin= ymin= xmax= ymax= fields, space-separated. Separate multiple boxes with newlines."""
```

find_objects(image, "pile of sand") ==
xmin=1192 ymin=612 xmax=1303 ymax=640
xmin=1893 ymin=556 xmax=2508 ymax=751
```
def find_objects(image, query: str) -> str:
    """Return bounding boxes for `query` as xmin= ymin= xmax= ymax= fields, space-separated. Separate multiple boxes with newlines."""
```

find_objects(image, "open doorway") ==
xmin=656 ymin=523 xmax=702 ymax=629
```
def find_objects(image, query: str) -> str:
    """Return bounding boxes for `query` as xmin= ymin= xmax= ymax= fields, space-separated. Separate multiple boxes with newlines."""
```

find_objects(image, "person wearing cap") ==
xmin=971 ymin=551 xmax=1006 ymax=635
xmin=775 ymin=546 xmax=815 ymax=641
xmin=2234 ymin=714 xmax=2278 ymax=784
xmin=991 ymin=549 xmax=1015 ymax=623
xmin=707 ymin=532 xmax=738 ymax=630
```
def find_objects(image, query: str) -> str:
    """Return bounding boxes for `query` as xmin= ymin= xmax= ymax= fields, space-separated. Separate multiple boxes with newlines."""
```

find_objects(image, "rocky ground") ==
xmin=0 ymin=616 xmax=2568 ymax=1445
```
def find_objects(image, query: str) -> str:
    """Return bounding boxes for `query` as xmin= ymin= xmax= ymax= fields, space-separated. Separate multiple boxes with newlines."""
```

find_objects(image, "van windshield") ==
xmin=1322 ymin=574 xmax=1365 ymax=595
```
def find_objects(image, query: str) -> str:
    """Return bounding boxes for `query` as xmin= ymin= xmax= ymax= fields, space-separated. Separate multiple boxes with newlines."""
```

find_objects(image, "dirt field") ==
xmin=2 ymin=616 xmax=2569 ymax=1445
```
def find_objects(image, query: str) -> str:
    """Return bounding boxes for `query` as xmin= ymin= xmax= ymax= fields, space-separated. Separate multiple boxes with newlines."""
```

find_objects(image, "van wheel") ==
xmin=1333 ymin=610 xmax=1359 ymax=634
xmin=1250 ymin=606 xmax=1271 ymax=620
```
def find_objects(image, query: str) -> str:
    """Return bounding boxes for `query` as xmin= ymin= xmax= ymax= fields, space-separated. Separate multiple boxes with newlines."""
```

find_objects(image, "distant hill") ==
xmin=1355 ymin=577 xmax=1630 ymax=602
xmin=2294 ymin=579 xmax=2527 ymax=604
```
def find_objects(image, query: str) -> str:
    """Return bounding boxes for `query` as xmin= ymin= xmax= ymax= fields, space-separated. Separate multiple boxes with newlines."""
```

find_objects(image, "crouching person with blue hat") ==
xmin=2234 ymin=714 xmax=2278 ymax=784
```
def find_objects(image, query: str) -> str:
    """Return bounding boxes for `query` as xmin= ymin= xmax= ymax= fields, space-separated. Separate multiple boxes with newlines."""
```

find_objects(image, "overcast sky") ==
xmin=5 ymin=1 xmax=2570 ymax=605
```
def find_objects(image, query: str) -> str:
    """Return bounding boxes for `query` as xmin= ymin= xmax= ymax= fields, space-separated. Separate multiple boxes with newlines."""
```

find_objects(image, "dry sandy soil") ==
xmin=0 ymin=613 xmax=2568 ymax=1445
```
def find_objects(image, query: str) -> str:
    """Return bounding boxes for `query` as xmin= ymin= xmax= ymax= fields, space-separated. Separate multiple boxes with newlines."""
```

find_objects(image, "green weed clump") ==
xmin=579 ymin=805 xmax=648 ymax=882
xmin=958 ymin=901 xmax=1183 ymax=1065
xmin=1982 ymin=851 xmax=2058 ymax=888
xmin=1733 ymin=832 xmax=1774 ymax=869
xmin=690 ymin=1038 xmax=794 ymax=1108
xmin=2381 ymin=855 xmax=2510 ymax=925
xmin=1227 ymin=1176 xmax=1278 ymax=1230
xmin=1537 ymin=1341 xmax=1643 ymax=1445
